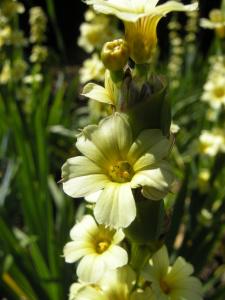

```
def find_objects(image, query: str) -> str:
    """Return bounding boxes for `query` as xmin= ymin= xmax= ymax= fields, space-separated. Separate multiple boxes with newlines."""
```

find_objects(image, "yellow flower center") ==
xmin=213 ymin=87 xmax=225 ymax=98
xmin=109 ymin=161 xmax=133 ymax=183
xmin=160 ymin=279 xmax=171 ymax=295
xmin=96 ymin=240 xmax=110 ymax=254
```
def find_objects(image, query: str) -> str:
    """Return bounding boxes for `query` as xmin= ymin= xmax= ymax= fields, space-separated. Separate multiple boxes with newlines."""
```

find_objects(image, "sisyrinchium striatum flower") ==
xmin=61 ymin=113 xmax=174 ymax=229
xmin=69 ymin=265 xmax=155 ymax=300
xmin=142 ymin=245 xmax=203 ymax=300
xmin=85 ymin=0 xmax=198 ymax=63
xmin=63 ymin=215 xmax=128 ymax=283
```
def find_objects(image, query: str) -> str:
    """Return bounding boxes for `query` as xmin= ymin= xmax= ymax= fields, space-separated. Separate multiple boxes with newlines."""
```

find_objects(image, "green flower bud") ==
xmin=101 ymin=39 xmax=129 ymax=71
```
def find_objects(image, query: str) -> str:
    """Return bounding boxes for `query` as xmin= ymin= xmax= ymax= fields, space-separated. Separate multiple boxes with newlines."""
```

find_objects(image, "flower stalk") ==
xmin=61 ymin=1 xmax=203 ymax=299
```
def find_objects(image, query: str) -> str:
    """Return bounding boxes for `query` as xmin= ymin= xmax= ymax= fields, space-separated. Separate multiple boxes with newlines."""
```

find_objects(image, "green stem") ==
xmin=130 ymin=243 xmax=152 ymax=273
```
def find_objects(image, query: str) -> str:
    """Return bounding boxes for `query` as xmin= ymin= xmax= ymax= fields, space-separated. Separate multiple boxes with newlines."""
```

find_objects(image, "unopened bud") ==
xmin=101 ymin=39 xmax=129 ymax=71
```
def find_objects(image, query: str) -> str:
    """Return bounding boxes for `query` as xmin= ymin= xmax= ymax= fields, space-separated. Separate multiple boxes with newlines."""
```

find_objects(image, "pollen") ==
xmin=96 ymin=241 xmax=110 ymax=254
xmin=109 ymin=161 xmax=133 ymax=183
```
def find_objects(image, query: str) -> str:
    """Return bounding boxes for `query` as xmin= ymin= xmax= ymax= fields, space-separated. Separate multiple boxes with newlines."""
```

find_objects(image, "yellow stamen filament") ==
xmin=109 ymin=161 xmax=133 ymax=183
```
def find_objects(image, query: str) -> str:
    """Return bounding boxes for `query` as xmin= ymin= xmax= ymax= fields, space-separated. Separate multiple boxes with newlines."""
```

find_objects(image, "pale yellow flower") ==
xmin=200 ymin=9 xmax=225 ymax=38
xmin=62 ymin=113 xmax=174 ymax=228
xmin=79 ymin=53 xmax=105 ymax=84
xmin=143 ymin=245 xmax=203 ymax=300
xmin=202 ymin=75 xmax=225 ymax=110
xmin=69 ymin=266 xmax=156 ymax=300
xmin=64 ymin=215 xmax=127 ymax=283
xmin=85 ymin=0 xmax=197 ymax=63
xmin=85 ymin=0 xmax=197 ymax=23
xmin=30 ymin=45 xmax=48 ymax=63
xmin=78 ymin=15 xmax=119 ymax=53
xmin=0 ymin=1 xmax=25 ymax=19
xmin=199 ymin=129 xmax=225 ymax=157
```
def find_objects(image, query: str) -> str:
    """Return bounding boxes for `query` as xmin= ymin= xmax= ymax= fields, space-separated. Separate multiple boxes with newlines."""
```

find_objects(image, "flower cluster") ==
xmin=78 ymin=9 xmax=120 ymax=53
xmin=66 ymin=246 xmax=202 ymax=300
xmin=29 ymin=7 xmax=48 ymax=63
xmin=200 ymin=9 xmax=225 ymax=38
xmin=62 ymin=113 xmax=174 ymax=228
xmin=79 ymin=53 xmax=105 ymax=84
xmin=78 ymin=9 xmax=121 ymax=84
xmin=62 ymin=0 xmax=202 ymax=299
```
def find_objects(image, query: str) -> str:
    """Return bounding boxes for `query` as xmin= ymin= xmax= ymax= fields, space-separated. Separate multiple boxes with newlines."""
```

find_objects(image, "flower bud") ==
xmin=101 ymin=39 xmax=129 ymax=71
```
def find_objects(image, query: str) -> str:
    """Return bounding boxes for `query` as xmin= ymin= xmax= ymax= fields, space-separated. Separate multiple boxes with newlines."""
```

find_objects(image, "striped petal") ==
xmin=94 ymin=182 xmax=136 ymax=228
xmin=82 ymin=83 xmax=113 ymax=105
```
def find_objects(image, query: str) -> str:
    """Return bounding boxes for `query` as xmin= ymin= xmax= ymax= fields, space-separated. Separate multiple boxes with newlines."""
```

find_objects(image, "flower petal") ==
xmin=148 ymin=1 xmax=198 ymax=16
xmin=103 ymin=245 xmax=128 ymax=269
xmin=85 ymin=0 xmax=146 ymax=22
xmin=63 ymin=241 xmax=93 ymax=263
xmin=76 ymin=114 xmax=132 ymax=166
xmin=128 ymin=129 xmax=170 ymax=165
xmin=77 ymin=254 xmax=106 ymax=283
xmin=76 ymin=125 xmax=109 ymax=167
xmin=94 ymin=182 xmax=136 ymax=228
xmin=96 ymin=113 xmax=133 ymax=159
xmin=131 ymin=161 xmax=174 ymax=200
xmin=143 ymin=245 xmax=169 ymax=282
xmin=82 ymin=82 xmax=113 ymax=105
xmin=85 ymin=190 xmax=102 ymax=203
xmin=166 ymin=257 xmax=193 ymax=283
xmin=62 ymin=156 xmax=104 ymax=180
xmin=70 ymin=215 xmax=98 ymax=239
xmin=63 ymin=174 xmax=109 ymax=198
xmin=112 ymin=229 xmax=125 ymax=244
